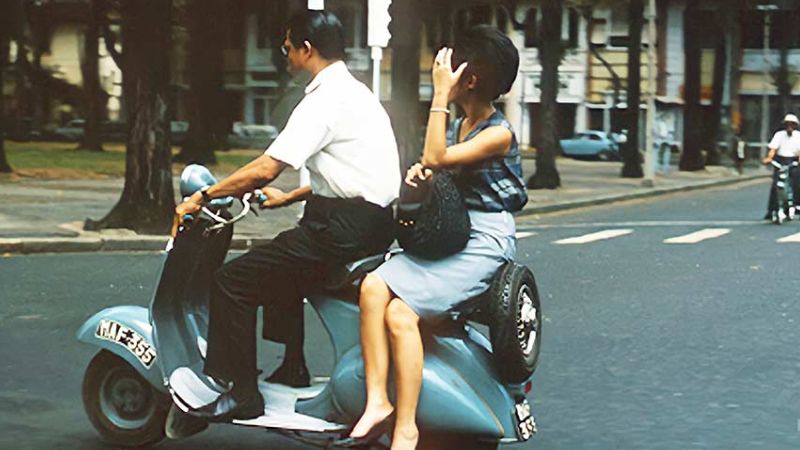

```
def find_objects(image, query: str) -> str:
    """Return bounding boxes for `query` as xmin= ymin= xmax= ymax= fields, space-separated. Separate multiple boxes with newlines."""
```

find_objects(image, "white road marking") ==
xmin=777 ymin=232 xmax=800 ymax=243
xmin=554 ymin=229 xmax=633 ymax=245
xmin=515 ymin=231 xmax=537 ymax=239
xmin=664 ymin=228 xmax=731 ymax=244
xmin=516 ymin=220 xmax=761 ymax=231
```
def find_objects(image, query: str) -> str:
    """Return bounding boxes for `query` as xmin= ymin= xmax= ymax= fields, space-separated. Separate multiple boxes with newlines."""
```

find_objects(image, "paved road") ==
xmin=2 ymin=179 xmax=800 ymax=449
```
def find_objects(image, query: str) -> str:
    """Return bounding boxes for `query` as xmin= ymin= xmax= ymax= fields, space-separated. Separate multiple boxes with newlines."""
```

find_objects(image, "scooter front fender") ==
xmin=76 ymin=305 xmax=166 ymax=392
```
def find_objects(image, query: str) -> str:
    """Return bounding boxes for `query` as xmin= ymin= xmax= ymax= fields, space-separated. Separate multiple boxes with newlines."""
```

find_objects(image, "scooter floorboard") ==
xmin=169 ymin=367 xmax=346 ymax=432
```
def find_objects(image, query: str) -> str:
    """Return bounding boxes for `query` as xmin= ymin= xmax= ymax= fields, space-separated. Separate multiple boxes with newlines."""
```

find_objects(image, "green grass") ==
xmin=3 ymin=141 xmax=261 ymax=179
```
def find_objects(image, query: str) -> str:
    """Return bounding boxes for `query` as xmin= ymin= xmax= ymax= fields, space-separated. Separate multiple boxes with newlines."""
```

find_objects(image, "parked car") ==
xmin=45 ymin=120 xmax=189 ymax=144
xmin=50 ymin=119 xmax=85 ymax=141
xmin=227 ymin=122 xmax=279 ymax=149
xmin=560 ymin=131 xmax=620 ymax=161
xmin=170 ymin=121 xmax=189 ymax=145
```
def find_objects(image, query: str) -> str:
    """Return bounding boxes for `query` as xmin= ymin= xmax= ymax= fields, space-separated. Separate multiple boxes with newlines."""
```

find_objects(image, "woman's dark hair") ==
xmin=285 ymin=10 xmax=346 ymax=61
xmin=452 ymin=26 xmax=520 ymax=102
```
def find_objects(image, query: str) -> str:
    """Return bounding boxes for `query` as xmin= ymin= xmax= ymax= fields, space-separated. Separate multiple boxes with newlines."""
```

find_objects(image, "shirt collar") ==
xmin=305 ymin=61 xmax=348 ymax=94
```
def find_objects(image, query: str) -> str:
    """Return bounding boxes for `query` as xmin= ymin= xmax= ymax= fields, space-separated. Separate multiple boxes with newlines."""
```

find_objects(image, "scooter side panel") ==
xmin=428 ymin=326 xmax=523 ymax=441
xmin=307 ymin=296 xmax=361 ymax=361
xmin=76 ymin=305 xmax=166 ymax=392
xmin=325 ymin=344 xmax=506 ymax=438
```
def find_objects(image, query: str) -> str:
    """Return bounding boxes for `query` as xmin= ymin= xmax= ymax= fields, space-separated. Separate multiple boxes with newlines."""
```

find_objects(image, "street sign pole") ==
xmin=367 ymin=0 xmax=392 ymax=97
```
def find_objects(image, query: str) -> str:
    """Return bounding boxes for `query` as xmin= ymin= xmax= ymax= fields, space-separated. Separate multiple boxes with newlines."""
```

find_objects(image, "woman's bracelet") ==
xmin=429 ymin=107 xmax=450 ymax=115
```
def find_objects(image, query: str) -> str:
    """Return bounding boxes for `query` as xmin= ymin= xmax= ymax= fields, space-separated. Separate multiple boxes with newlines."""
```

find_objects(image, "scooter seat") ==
xmin=323 ymin=252 xmax=393 ymax=292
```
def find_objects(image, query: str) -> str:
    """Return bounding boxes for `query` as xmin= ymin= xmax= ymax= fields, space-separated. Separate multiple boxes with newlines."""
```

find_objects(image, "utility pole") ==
xmin=757 ymin=4 xmax=777 ymax=159
xmin=643 ymin=0 xmax=657 ymax=187
xmin=368 ymin=0 xmax=392 ymax=97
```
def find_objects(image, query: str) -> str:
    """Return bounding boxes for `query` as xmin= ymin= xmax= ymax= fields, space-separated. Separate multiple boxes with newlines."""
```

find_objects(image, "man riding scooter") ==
xmin=173 ymin=10 xmax=400 ymax=422
xmin=762 ymin=113 xmax=800 ymax=220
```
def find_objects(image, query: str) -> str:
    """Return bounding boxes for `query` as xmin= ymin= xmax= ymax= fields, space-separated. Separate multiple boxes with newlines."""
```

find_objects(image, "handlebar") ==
xmin=770 ymin=160 xmax=800 ymax=170
xmin=182 ymin=189 xmax=268 ymax=233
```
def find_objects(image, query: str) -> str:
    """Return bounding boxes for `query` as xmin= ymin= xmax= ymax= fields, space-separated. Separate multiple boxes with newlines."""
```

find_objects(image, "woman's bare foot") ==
xmin=350 ymin=402 xmax=394 ymax=438
xmin=390 ymin=424 xmax=419 ymax=450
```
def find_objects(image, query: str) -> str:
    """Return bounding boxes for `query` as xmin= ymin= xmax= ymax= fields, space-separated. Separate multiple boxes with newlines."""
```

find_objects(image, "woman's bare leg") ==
xmin=350 ymin=273 xmax=395 ymax=438
xmin=385 ymin=298 xmax=423 ymax=450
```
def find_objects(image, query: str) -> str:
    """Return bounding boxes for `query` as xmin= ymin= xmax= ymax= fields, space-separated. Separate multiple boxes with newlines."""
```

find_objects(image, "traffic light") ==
xmin=367 ymin=0 xmax=392 ymax=48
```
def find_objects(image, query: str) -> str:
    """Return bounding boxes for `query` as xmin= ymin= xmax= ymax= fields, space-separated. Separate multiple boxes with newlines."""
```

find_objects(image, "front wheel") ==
xmin=82 ymin=350 xmax=169 ymax=447
xmin=597 ymin=150 xmax=613 ymax=161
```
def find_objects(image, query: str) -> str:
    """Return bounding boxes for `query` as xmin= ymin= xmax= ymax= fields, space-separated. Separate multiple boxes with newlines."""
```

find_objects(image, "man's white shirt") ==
xmin=768 ymin=130 xmax=800 ymax=158
xmin=266 ymin=61 xmax=400 ymax=207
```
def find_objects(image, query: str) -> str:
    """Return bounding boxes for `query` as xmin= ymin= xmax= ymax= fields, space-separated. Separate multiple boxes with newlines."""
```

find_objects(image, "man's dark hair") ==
xmin=452 ymin=26 xmax=520 ymax=102
xmin=285 ymin=10 xmax=346 ymax=61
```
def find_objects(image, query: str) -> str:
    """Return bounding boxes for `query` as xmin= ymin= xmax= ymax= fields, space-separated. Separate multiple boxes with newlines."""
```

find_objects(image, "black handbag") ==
xmin=396 ymin=171 xmax=471 ymax=260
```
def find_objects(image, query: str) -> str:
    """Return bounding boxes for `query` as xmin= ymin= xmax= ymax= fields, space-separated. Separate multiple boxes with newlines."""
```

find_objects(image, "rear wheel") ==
xmin=82 ymin=350 xmax=169 ymax=447
xmin=597 ymin=150 xmax=613 ymax=161
xmin=486 ymin=263 xmax=542 ymax=383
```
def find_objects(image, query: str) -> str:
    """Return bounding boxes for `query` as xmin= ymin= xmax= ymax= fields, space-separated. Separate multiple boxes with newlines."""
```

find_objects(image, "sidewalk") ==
xmin=0 ymin=158 xmax=767 ymax=254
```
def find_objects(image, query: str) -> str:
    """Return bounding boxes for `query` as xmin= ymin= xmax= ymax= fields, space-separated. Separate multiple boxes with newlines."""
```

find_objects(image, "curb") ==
xmin=1 ymin=173 xmax=767 ymax=255
xmin=0 ymin=235 xmax=273 ymax=255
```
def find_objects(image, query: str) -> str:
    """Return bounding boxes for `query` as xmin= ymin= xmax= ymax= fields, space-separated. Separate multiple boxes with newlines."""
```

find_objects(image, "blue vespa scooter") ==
xmin=77 ymin=165 xmax=541 ymax=449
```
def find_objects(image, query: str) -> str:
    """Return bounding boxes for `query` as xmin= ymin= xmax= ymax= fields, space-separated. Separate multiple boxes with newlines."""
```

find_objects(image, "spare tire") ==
xmin=485 ymin=263 xmax=542 ymax=383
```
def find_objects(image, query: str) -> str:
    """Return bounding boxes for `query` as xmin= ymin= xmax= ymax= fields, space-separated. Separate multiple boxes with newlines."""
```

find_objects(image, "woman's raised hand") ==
xmin=432 ymin=47 xmax=468 ymax=96
xmin=405 ymin=163 xmax=432 ymax=188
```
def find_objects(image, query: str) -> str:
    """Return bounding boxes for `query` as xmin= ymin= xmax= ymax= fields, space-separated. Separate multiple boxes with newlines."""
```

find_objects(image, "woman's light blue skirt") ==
xmin=375 ymin=210 xmax=516 ymax=321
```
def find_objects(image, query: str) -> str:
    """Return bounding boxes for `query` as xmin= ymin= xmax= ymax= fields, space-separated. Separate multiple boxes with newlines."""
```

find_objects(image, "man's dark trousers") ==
xmin=203 ymin=195 xmax=394 ymax=396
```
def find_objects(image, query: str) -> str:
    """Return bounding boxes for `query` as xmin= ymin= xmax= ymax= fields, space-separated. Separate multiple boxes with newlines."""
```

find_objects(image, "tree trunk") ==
xmin=12 ymin=0 xmax=30 ymax=139
xmin=85 ymin=0 xmax=174 ymax=234
xmin=704 ymin=13 xmax=727 ymax=166
xmin=776 ymin=35 xmax=791 ymax=118
xmin=726 ymin=3 xmax=744 ymax=154
xmin=390 ymin=0 xmax=423 ymax=171
xmin=27 ymin=6 xmax=46 ymax=131
xmin=77 ymin=0 xmax=105 ymax=152
xmin=621 ymin=0 xmax=644 ymax=178
xmin=679 ymin=2 xmax=705 ymax=171
xmin=527 ymin=0 xmax=561 ymax=190
xmin=0 ymin=24 xmax=13 ymax=173
xmin=175 ymin=0 xmax=226 ymax=165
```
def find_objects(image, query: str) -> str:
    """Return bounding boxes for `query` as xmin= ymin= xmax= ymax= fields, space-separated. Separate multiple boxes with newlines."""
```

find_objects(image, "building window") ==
xmin=523 ymin=7 xmax=579 ymax=49
xmin=742 ymin=11 xmax=800 ymax=50
xmin=596 ymin=5 xmax=653 ymax=48
xmin=523 ymin=8 xmax=539 ymax=48
xmin=608 ymin=6 xmax=629 ymax=47
xmin=565 ymin=8 xmax=579 ymax=49
xmin=253 ymin=98 xmax=266 ymax=125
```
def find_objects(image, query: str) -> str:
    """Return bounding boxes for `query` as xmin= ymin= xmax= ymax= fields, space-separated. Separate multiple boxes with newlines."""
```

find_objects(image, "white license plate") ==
xmin=514 ymin=397 xmax=537 ymax=441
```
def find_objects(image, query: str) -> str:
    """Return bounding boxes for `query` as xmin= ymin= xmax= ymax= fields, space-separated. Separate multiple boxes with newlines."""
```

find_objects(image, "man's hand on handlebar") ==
xmin=763 ymin=157 xmax=773 ymax=165
xmin=172 ymin=193 xmax=203 ymax=237
xmin=258 ymin=186 xmax=291 ymax=209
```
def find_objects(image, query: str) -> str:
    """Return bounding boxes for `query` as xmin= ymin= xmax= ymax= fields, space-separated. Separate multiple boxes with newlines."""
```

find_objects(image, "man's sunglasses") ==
xmin=280 ymin=44 xmax=290 ymax=57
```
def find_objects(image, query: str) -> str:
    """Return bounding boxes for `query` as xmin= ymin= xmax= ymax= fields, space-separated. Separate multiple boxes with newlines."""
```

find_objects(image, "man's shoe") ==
xmin=265 ymin=361 xmax=311 ymax=388
xmin=187 ymin=391 xmax=264 ymax=423
xmin=165 ymin=404 xmax=208 ymax=439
